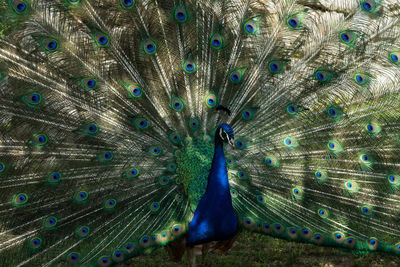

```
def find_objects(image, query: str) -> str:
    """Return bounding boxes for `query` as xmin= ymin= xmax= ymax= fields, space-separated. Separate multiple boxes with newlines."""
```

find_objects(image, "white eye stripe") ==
xmin=219 ymin=128 xmax=232 ymax=142
xmin=225 ymin=132 xmax=230 ymax=141
xmin=219 ymin=128 xmax=224 ymax=140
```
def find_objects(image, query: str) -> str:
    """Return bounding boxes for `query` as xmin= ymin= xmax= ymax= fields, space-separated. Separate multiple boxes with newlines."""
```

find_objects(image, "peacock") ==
xmin=1 ymin=0 xmax=400 ymax=266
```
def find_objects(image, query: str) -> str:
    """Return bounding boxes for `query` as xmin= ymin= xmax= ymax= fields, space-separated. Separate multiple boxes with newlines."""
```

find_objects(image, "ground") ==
xmin=123 ymin=232 xmax=400 ymax=266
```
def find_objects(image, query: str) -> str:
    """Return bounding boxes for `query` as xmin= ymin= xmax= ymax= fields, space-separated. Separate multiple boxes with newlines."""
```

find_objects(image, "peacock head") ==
xmin=217 ymin=123 xmax=235 ymax=148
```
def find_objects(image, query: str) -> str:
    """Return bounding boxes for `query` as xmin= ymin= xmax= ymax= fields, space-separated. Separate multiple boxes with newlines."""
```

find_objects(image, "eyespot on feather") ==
xmin=143 ymin=39 xmax=157 ymax=55
xmin=11 ymin=0 xmax=29 ymax=14
xmin=173 ymin=6 xmax=189 ymax=23
xmin=120 ymin=0 xmax=135 ymax=9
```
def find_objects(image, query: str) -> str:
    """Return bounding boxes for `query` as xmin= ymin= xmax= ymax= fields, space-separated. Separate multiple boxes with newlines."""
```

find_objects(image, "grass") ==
xmin=123 ymin=232 xmax=400 ymax=267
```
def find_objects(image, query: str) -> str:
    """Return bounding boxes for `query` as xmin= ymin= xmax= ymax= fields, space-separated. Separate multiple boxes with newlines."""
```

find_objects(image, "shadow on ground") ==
xmin=122 ymin=232 xmax=400 ymax=266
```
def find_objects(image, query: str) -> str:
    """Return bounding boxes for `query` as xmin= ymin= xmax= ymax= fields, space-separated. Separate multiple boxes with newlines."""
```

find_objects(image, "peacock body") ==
xmin=0 ymin=0 xmax=400 ymax=265
xmin=186 ymin=123 xmax=237 ymax=247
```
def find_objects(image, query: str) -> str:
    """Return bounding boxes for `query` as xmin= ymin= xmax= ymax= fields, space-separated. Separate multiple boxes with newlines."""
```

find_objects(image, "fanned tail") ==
xmin=0 ymin=0 xmax=400 ymax=266
xmin=227 ymin=0 xmax=400 ymax=254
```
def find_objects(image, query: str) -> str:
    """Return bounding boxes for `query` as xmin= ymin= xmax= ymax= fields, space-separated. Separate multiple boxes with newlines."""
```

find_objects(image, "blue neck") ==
xmin=186 ymin=135 xmax=238 ymax=246
xmin=207 ymin=138 xmax=230 ymax=193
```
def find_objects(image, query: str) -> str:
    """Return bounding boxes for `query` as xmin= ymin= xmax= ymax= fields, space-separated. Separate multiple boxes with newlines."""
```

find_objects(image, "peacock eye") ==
xmin=43 ymin=39 xmax=59 ymax=51
xmin=143 ymin=39 xmax=157 ymax=55
xmin=94 ymin=32 xmax=109 ymax=47
xmin=229 ymin=68 xmax=246 ymax=84
xmin=122 ymin=0 xmax=134 ymax=8
xmin=288 ymin=18 xmax=297 ymax=27
xmin=287 ymin=16 xmax=301 ymax=30
xmin=99 ymin=37 xmax=107 ymax=44
xmin=341 ymin=33 xmax=350 ymax=42
xmin=133 ymin=87 xmax=141 ymax=95
xmin=245 ymin=24 xmax=254 ymax=32
xmin=186 ymin=64 xmax=193 ymax=71
xmin=87 ymin=80 xmax=96 ymax=88
xmin=17 ymin=3 xmax=26 ymax=11
xmin=177 ymin=12 xmax=185 ymax=20
xmin=390 ymin=52 xmax=400 ymax=64
xmin=12 ymin=0 xmax=28 ymax=14
xmin=28 ymin=93 xmax=41 ymax=104
xmin=32 ymin=133 xmax=48 ymax=146
xmin=170 ymin=96 xmax=185 ymax=111
xmin=388 ymin=174 xmax=399 ymax=184
xmin=210 ymin=33 xmax=224 ymax=50
xmin=147 ymin=44 xmax=154 ymax=51
xmin=287 ymin=105 xmax=296 ymax=114
xmin=317 ymin=71 xmax=326 ymax=81
xmin=88 ymin=124 xmax=97 ymax=132
xmin=174 ymin=6 xmax=188 ymax=23
xmin=361 ymin=0 xmax=377 ymax=13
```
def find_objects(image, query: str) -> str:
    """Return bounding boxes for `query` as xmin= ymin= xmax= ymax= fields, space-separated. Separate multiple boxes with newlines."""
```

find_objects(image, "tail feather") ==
xmin=0 ymin=0 xmax=400 ymax=265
